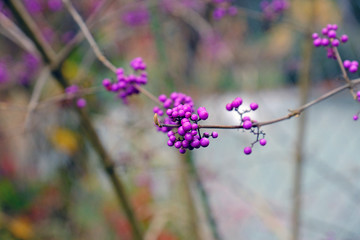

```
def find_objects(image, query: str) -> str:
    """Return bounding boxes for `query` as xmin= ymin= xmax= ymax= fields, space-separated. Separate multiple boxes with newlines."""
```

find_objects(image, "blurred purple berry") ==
xmin=77 ymin=98 xmax=87 ymax=108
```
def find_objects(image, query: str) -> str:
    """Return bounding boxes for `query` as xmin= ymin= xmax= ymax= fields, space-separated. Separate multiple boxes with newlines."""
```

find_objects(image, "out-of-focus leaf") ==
xmin=50 ymin=127 xmax=78 ymax=155
xmin=8 ymin=217 xmax=33 ymax=240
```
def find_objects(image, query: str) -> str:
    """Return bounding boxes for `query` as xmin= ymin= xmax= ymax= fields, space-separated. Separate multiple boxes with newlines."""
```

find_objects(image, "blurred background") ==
xmin=1 ymin=0 xmax=360 ymax=239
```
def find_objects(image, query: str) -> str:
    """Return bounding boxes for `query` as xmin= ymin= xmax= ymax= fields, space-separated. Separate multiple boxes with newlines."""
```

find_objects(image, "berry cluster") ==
xmin=225 ymin=97 xmax=266 ymax=155
xmin=260 ymin=0 xmax=289 ymax=21
xmin=154 ymin=92 xmax=218 ymax=154
xmin=212 ymin=0 xmax=238 ymax=20
xmin=343 ymin=60 xmax=359 ymax=74
xmin=102 ymin=57 xmax=147 ymax=103
xmin=312 ymin=24 xmax=348 ymax=59
xmin=65 ymin=85 xmax=87 ymax=108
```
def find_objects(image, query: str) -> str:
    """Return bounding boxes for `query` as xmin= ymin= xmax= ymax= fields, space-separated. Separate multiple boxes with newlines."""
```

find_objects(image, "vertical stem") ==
xmin=187 ymin=154 xmax=222 ymax=240
xmin=291 ymin=1 xmax=315 ymax=239
xmin=180 ymin=155 xmax=200 ymax=240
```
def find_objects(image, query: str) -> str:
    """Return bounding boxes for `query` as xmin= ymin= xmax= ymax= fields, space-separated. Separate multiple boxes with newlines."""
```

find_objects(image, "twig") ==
xmin=23 ymin=67 xmax=50 ymax=132
xmin=3 ymin=0 xmax=56 ymax=64
xmin=55 ymin=0 xmax=114 ymax=67
xmin=0 ymin=12 xmax=37 ymax=53
xmin=62 ymin=0 xmax=117 ymax=73
xmin=159 ymin=78 xmax=360 ymax=130
xmin=333 ymin=47 xmax=357 ymax=99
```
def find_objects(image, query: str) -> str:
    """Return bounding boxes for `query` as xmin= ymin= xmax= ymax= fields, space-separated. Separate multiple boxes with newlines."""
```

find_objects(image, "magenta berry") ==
xmin=243 ymin=120 xmax=253 ymax=130
xmin=328 ymin=30 xmax=336 ymax=38
xmin=250 ymin=102 xmax=259 ymax=111
xmin=349 ymin=65 xmax=358 ymax=73
xmin=341 ymin=35 xmax=348 ymax=43
xmin=198 ymin=110 xmax=209 ymax=120
xmin=212 ymin=131 xmax=218 ymax=138
xmin=331 ymin=39 xmax=339 ymax=47
xmin=200 ymin=138 xmax=210 ymax=147
xmin=226 ymin=103 xmax=233 ymax=111
xmin=344 ymin=60 xmax=351 ymax=68
xmin=76 ymin=98 xmax=86 ymax=108
xmin=313 ymin=38 xmax=321 ymax=47
xmin=179 ymin=148 xmax=186 ymax=154
xmin=259 ymin=139 xmax=267 ymax=146
xmin=354 ymin=115 xmax=359 ymax=121
xmin=244 ymin=147 xmax=252 ymax=155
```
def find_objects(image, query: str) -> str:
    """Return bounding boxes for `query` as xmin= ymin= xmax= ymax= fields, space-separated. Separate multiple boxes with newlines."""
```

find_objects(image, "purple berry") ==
xmin=167 ymin=140 xmax=174 ymax=146
xmin=77 ymin=98 xmax=86 ymax=108
xmin=322 ymin=28 xmax=328 ymax=35
xmin=212 ymin=132 xmax=218 ymax=138
xmin=174 ymin=141 xmax=182 ymax=149
xmin=259 ymin=139 xmax=267 ymax=146
xmin=158 ymin=94 xmax=167 ymax=102
xmin=250 ymin=102 xmax=258 ymax=111
xmin=198 ymin=110 xmax=209 ymax=120
xmin=328 ymin=30 xmax=336 ymax=38
xmin=243 ymin=120 xmax=252 ymax=130
xmin=313 ymin=38 xmax=321 ymax=47
xmin=349 ymin=65 xmax=358 ymax=73
xmin=102 ymin=78 xmax=111 ymax=87
xmin=341 ymin=34 xmax=348 ymax=43
xmin=182 ymin=122 xmax=192 ymax=132
xmin=244 ymin=147 xmax=252 ymax=155
xmin=191 ymin=139 xmax=200 ymax=148
xmin=357 ymin=91 xmax=360 ymax=98
xmin=191 ymin=114 xmax=198 ymax=121
xmin=354 ymin=115 xmax=359 ymax=121
xmin=178 ymin=126 xmax=185 ymax=136
xmin=331 ymin=39 xmax=339 ymax=47
xmin=200 ymin=138 xmax=210 ymax=147
xmin=184 ymin=133 xmax=193 ymax=142
xmin=182 ymin=140 xmax=190 ymax=148
xmin=321 ymin=38 xmax=329 ymax=46
xmin=344 ymin=60 xmax=351 ymax=68
xmin=169 ymin=135 xmax=176 ymax=142
xmin=312 ymin=33 xmax=319 ymax=39
xmin=226 ymin=103 xmax=233 ymax=111
xmin=179 ymin=148 xmax=186 ymax=154
xmin=242 ymin=116 xmax=251 ymax=121
xmin=191 ymin=123 xmax=198 ymax=130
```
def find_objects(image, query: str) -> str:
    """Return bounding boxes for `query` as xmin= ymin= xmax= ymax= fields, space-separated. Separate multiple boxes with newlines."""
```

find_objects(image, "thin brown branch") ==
xmin=159 ymin=78 xmax=360 ymax=129
xmin=23 ymin=67 xmax=50 ymax=131
xmin=62 ymin=0 xmax=117 ymax=73
xmin=55 ymin=0 xmax=114 ymax=67
xmin=3 ymin=0 xmax=56 ymax=63
xmin=0 ymin=12 xmax=37 ymax=53
xmin=333 ymin=47 xmax=357 ymax=99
